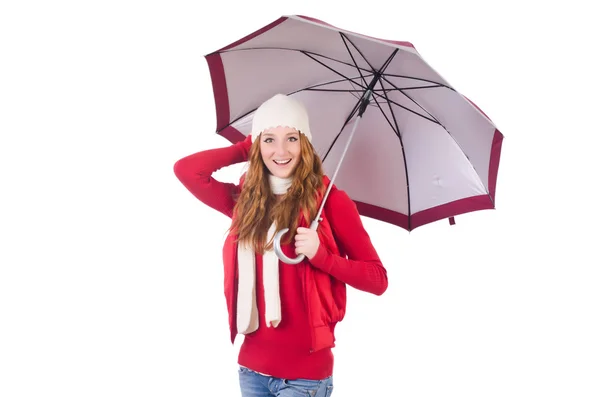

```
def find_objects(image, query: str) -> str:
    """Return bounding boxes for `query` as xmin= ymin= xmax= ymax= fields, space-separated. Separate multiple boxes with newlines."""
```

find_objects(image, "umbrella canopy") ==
xmin=204 ymin=15 xmax=503 ymax=232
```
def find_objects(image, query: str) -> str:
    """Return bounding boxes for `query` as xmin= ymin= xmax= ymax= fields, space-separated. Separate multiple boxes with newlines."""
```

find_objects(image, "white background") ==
xmin=1 ymin=1 xmax=598 ymax=396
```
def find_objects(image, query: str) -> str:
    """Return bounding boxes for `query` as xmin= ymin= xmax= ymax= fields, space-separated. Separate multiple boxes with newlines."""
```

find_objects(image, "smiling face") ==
xmin=259 ymin=126 xmax=302 ymax=178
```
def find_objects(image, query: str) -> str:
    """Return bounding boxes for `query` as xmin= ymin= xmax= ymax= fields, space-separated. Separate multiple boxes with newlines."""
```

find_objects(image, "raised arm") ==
xmin=308 ymin=189 xmax=388 ymax=296
xmin=173 ymin=135 xmax=252 ymax=218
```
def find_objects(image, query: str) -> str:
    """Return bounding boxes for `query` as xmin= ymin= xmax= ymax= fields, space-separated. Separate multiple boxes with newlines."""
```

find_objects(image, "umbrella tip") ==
xmin=449 ymin=216 xmax=456 ymax=226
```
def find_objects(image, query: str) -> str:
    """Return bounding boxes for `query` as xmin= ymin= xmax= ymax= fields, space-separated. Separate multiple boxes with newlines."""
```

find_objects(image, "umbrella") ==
xmin=204 ymin=15 xmax=504 ymax=264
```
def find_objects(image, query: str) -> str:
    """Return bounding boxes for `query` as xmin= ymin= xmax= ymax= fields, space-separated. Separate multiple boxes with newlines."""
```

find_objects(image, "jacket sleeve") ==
xmin=173 ymin=135 xmax=252 ymax=218
xmin=308 ymin=188 xmax=388 ymax=296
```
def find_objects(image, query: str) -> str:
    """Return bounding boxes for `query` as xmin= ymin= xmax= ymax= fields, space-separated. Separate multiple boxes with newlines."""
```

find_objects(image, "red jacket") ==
xmin=173 ymin=137 xmax=388 ymax=354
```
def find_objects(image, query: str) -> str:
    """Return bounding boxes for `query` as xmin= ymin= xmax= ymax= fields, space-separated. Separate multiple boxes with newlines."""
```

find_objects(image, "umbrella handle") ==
xmin=273 ymin=219 xmax=320 ymax=265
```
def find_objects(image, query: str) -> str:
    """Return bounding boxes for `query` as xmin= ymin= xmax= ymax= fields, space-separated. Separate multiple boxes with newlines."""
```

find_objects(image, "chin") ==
xmin=267 ymin=161 xmax=298 ymax=179
xmin=271 ymin=169 xmax=293 ymax=178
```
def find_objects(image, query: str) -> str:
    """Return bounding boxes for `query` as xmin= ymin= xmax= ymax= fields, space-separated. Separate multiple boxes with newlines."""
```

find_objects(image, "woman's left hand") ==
xmin=295 ymin=227 xmax=320 ymax=260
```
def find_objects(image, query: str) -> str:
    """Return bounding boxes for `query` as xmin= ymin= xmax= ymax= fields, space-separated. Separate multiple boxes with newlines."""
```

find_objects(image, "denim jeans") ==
xmin=238 ymin=366 xmax=334 ymax=397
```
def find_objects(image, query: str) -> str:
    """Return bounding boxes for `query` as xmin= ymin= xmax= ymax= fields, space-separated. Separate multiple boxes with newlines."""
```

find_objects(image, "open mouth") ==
xmin=273 ymin=159 xmax=292 ymax=166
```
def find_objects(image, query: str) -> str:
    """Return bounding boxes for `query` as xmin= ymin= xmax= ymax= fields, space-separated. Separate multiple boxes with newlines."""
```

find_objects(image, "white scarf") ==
xmin=236 ymin=174 xmax=292 ymax=335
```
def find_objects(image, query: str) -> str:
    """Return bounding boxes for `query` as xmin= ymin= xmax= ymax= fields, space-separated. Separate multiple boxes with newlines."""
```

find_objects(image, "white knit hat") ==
xmin=251 ymin=94 xmax=312 ymax=143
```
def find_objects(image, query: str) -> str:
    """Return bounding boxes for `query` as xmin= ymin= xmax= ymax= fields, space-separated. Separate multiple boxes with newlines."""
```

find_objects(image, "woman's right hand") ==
xmin=236 ymin=134 xmax=254 ymax=160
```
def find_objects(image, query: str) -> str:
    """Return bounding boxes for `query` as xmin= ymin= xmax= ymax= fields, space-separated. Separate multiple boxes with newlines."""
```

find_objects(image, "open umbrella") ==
xmin=204 ymin=15 xmax=504 ymax=264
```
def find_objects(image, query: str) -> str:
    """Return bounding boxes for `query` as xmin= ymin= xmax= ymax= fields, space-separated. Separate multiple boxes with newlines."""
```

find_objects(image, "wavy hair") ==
xmin=230 ymin=134 xmax=324 ymax=254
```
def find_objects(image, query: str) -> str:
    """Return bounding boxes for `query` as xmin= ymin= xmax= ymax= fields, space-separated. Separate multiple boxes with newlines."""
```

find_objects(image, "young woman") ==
xmin=174 ymin=94 xmax=388 ymax=397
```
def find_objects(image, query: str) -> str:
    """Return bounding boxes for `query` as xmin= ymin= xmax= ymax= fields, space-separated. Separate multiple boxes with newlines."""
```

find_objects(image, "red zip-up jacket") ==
xmin=173 ymin=135 xmax=388 ymax=380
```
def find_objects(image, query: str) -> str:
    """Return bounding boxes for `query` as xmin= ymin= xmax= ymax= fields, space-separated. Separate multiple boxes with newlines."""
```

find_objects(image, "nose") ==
xmin=275 ymin=140 xmax=288 ymax=156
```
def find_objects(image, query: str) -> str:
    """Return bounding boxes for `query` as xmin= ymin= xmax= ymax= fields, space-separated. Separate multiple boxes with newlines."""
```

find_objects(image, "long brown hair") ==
xmin=230 ymin=134 xmax=324 ymax=254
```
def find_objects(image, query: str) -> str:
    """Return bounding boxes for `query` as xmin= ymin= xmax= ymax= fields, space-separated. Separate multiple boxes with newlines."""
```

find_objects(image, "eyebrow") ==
xmin=262 ymin=131 xmax=300 ymax=137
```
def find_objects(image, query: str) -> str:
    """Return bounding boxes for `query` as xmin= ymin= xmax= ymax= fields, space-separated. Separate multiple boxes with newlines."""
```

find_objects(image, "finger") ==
xmin=296 ymin=227 xmax=309 ymax=234
xmin=298 ymin=230 xmax=317 ymax=239
xmin=295 ymin=234 xmax=308 ymax=241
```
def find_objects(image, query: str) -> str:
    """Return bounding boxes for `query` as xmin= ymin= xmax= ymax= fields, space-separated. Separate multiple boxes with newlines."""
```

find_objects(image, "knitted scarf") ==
xmin=236 ymin=174 xmax=292 ymax=334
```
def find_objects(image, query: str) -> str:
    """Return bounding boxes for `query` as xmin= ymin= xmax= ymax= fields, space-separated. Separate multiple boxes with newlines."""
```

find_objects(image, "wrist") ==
xmin=234 ymin=136 xmax=250 ymax=158
xmin=308 ymin=243 xmax=330 ymax=269
xmin=237 ymin=134 xmax=253 ymax=159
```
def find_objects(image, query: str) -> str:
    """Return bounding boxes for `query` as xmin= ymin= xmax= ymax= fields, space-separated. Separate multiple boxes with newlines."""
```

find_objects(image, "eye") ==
xmin=263 ymin=137 xmax=273 ymax=143
xmin=288 ymin=136 xmax=298 ymax=142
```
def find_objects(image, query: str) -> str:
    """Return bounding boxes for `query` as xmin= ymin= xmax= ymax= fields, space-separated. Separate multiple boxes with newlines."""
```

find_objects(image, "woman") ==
xmin=174 ymin=94 xmax=388 ymax=397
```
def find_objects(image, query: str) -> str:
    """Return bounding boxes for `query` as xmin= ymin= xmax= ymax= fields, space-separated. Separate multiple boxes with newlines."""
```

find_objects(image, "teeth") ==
xmin=274 ymin=159 xmax=291 ymax=165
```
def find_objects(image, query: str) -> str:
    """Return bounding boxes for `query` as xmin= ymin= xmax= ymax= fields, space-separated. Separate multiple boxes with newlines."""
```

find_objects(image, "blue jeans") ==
xmin=239 ymin=366 xmax=334 ymax=397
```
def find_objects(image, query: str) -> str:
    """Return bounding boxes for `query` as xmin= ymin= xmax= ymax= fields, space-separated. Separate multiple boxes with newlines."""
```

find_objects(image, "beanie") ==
xmin=251 ymin=94 xmax=312 ymax=143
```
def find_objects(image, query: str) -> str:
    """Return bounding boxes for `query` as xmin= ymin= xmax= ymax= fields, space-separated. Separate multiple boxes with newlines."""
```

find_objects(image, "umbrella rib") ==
xmin=301 ymin=51 xmax=369 ymax=90
xmin=288 ymin=74 xmax=375 ymax=101
xmin=379 ymin=75 xmax=487 ymax=198
xmin=294 ymin=74 xmax=375 ymax=97
xmin=383 ymin=73 xmax=456 ymax=91
xmin=370 ymin=90 xmax=439 ymax=124
xmin=378 ymin=74 xmax=460 ymax=141
xmin=375 ymin=77 xmax=413 ymax=228
xmin=379 ymin=75 xmax=443 ymax=125
xmin=394 ymin=84 xmax=446 ymax=90
xmin=339 ymin=33 xmax=369 ymax=88
xmin=339 ymin=33 xmax=377 ymax=73
xmin=304 ymin=88 xmax=392 ymax=93
xmin=370 ymin=94 xmax=400 ymax=138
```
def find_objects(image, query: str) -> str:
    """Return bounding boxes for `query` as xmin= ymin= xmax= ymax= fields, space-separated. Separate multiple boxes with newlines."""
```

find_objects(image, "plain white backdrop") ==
xmin=1 ymin=1 xmax=598 ymax=396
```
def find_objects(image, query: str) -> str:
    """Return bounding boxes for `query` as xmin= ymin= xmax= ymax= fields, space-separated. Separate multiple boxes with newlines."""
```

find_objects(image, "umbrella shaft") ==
xmin=315 ymin=110 xmax=364 ymax=221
